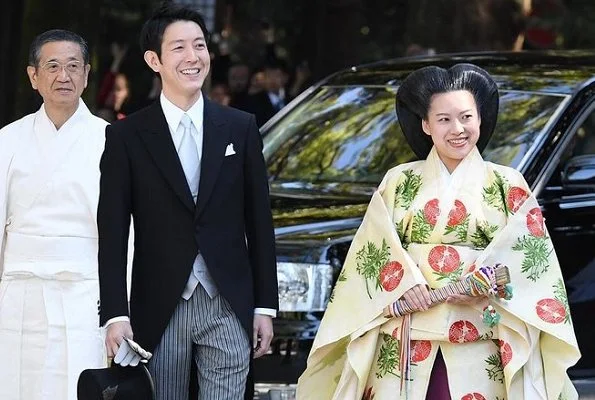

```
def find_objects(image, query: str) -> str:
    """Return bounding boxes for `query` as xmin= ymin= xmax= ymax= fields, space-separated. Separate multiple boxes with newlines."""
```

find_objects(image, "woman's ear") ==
xmin=422 ymin=119 xmax=431 ymax=136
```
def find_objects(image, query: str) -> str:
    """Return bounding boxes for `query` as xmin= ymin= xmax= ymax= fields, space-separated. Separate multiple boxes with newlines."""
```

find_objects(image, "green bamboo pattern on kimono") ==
xmin=375 ymin=333 xmax=401 ymax=379
xmin=328 ymin=269 xmax=347 ymax=303
xmin=394 ymin=169 xmax=422 ymax=209
xmin=483 ymin=170 xmax=508 ymax=213
xmin=355 ymin=239 xmax=390 ymax=298
xmin=411 ymin=198 xmax=441 ymax=244
xmin=411 ymin=211 xmax=434 ymax=243
xmin=512 ymin=207 xmax=552 ymax=282
xmin=554 ymin=279 xmax=571 ymax=324
xmin=470 ymin=220 xmax=500 ymax=249
xmin=485 ymin=353 xmax=504 ymax=383
xmin=395 ymin=219 xmax=408 ymax=250
xmin=483 ymin=171 xmax=530 ymax=216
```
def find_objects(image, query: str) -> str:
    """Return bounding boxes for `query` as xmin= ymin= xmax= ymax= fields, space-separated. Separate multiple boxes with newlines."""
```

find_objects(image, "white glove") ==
xmin=113 ymin=337 xmax=152 ymax=367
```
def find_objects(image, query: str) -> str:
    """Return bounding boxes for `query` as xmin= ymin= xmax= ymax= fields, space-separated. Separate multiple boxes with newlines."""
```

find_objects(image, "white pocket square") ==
xmin=225 ymin=143 xmax=236 ymax=156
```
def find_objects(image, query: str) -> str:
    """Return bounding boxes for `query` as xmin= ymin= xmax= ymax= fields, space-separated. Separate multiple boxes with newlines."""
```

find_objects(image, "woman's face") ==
xmin=421 ymin=90 xmax=481 ymax=172
xmin=113 ymin=74 xmax=129 ymax=110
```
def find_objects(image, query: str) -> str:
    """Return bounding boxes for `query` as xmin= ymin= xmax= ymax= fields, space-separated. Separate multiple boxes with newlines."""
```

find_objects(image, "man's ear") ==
xmin=26 ymin=66 xmax=38 ymax=90
xmin=422 ymin=119 xmax=431 ymax=136
xmin=83 ymin=64 xmax=91 ymax=89
xmin=144 ymin=51 xmax=161 ymax=73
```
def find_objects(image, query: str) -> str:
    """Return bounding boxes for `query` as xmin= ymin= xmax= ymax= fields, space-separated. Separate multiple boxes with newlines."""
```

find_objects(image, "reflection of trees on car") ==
xmin=267 ymin=86 xmax=564 ymax=186
xmin=485 ymin=93 xmax=562 ymax=167
xmin=268 ymin=87 xmax=415 ymax=184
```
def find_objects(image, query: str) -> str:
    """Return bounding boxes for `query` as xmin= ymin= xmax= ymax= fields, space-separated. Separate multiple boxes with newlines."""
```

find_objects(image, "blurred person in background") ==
xmin=241 ymin=61 xmax=287 ymax=127
xmin=228 ymin=63 xmax=251 ymax=107
xmin=209 ymin=82 xmax=231 ymax=106
xmin=97 ymin=41 xmax=131 ymax=121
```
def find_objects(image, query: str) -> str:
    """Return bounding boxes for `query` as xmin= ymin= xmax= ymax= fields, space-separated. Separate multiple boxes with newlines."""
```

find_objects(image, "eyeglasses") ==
xmin=39 ymin=60 xmax=85 ymax=75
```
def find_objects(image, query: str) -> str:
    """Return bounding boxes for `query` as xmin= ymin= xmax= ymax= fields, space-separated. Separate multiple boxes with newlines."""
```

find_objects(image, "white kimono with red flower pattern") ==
xmin=296 ymin=146 xmax=580 ymax=400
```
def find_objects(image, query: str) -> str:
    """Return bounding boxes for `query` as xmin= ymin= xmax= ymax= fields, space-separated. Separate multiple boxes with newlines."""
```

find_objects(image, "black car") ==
xmin=252 ymin=51 xmax=595 ymax=399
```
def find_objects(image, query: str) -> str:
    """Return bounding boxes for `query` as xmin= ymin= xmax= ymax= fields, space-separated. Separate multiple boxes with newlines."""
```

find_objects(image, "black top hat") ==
xmin=77 ymin=363 xmax=155 ymax=400
xmin=395 ymin=63 xmax=499 ymax=159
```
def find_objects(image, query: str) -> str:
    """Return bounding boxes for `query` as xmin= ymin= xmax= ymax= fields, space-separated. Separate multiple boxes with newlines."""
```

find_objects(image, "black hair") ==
xmin=140 ymin=2 xmax=210 ymax=59
xmin=29 ymin=29 xmax=89 ymax=66
xmin=396 ymin=63 xmax=499 ymax=158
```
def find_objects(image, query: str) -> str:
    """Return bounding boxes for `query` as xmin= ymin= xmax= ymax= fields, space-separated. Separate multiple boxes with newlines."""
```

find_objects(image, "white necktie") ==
xmin=177 ymin=114 xmax=200 ymax=203
xmin=177 ymin=114 xmax=218 ymax=300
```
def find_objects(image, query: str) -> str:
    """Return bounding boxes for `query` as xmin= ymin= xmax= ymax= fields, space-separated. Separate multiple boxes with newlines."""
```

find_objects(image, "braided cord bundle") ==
xmin=384 ymin=264 xmax=512 ymax=320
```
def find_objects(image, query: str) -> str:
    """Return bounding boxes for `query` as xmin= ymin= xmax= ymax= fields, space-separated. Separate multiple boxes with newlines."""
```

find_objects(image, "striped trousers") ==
xmin=147 ymin=285 xmax=250 ymax=400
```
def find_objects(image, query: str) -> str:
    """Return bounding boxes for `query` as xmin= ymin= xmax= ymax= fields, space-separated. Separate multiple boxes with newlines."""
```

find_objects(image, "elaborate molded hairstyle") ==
xmin=395 ymin=63 xmax=499 ymax=159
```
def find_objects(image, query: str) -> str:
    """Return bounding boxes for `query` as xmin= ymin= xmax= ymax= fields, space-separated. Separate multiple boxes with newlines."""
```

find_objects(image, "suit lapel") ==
xmin=137 ymin=101 xmax=195 ymax=212
xmin=196 ymin=99 xmax=229 ymax=218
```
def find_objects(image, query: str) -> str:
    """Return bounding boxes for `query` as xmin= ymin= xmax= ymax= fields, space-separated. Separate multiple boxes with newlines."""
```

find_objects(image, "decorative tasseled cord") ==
xmin=399 ymin=314 xmax=412 ymax=399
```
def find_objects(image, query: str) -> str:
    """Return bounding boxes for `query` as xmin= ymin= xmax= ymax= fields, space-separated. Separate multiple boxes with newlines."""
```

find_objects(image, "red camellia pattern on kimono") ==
xmin=506 ymin=186 xmax=529 ymax=213
xmin=461 ymin=393 xmax=486 ymax=400
xmin=526 ymin=207 xmax=545 ymax=237
xmin=448 ymin=320 xmax=480 ymax=343
xmin=379 ymin=261 xmax=404 ymax=291
xmin=429 ymin=245 xmax=461 ymax=273
xmin=498 ymin=340 xmax=513 ymax=367
xmin=536 ymin=298 xmax=567 ymax=324
xmin=410 ymin=340 xmax=432 ymax=363
xmin=423 ymin=198 xmax=441 ymax=226
xmin=448 ymin=200 xmax=467 ymax=226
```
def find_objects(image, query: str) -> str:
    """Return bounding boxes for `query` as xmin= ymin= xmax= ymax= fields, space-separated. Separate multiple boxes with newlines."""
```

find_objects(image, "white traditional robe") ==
xmin=0 ymin=100 xmax=108 ymax=400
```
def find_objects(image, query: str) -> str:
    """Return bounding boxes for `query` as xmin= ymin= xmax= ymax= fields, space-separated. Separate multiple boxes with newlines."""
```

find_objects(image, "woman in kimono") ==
xmin=296 ymin=64 xmax=580 ymax=399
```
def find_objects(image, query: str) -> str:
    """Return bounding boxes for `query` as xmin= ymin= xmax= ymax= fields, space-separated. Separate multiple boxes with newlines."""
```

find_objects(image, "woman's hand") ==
xmin=400 ymin=284 xmax=432 ymax=311
xmin=446 ymin=293 xmax=488 ymax=308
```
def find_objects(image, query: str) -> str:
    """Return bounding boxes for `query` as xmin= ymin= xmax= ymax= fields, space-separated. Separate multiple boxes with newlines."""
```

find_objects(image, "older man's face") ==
xmin=27 ymin=41 xmax=89 ymax=110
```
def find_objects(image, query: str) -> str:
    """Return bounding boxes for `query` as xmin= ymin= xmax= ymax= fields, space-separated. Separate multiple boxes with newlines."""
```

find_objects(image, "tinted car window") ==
xmin=264 ymin=86 xmax=565 ymax=182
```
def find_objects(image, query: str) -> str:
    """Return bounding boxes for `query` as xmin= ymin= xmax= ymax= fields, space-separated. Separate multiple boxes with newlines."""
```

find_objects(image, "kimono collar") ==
xmin=425 ymin=145 xmax=485 ymax=188
xmin=37 ymin=99 xmax=92 ymax=135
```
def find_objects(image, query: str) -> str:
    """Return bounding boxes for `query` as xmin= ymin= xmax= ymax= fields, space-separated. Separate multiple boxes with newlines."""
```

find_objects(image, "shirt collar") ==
xmin=160 ymin=92 xmax=204 ymax=134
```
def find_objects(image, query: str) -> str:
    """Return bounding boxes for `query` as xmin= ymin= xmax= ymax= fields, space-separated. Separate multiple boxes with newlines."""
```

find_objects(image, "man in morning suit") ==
xmin=97 ymin=3 xmax=278 ymax=399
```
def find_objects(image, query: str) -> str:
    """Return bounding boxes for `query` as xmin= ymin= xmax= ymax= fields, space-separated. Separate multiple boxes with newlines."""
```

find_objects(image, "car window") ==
xmin=264 ymin=86 xmax=564 ymax=184
xmin=546 ymin=104 xmax=595 ymax=187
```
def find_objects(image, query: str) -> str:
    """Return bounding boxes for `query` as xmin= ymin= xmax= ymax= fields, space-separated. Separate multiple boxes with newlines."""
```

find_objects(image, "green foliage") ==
xmin=485 ymin=353 xmax=504 ymax=383
xmin=410 ymin=210 xmax=433 ymax=244
xmin=394 ymin=169 xmax=422 ymax=209
xmin=375 ymin=333 xmax=400 ymax=379
xmin=512 ymin=235 xmax=552 ymax=282
xmin=553 ymin=279 xmax=571 ymax=324
xmin=355 ymin=239 xmax=390 ymax=298
xmin=471 ymin=221 xmax=500 ymax=249
xmin=444 ymin=215 xmax=469 ymax=243
xmin=483 ymin=170 xmax=508 ymax=214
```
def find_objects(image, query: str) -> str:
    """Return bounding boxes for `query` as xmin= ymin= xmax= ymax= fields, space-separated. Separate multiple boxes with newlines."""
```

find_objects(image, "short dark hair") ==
xmin=140 ymin=2 xmax=210 ymax=59
xmin=29 ymin=29 xmax=89 ymax=66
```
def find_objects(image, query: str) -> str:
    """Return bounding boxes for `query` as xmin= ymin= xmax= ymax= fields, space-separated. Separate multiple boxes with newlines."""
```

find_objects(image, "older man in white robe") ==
xmin=0 ymin=29 xmax=108 ymax=400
